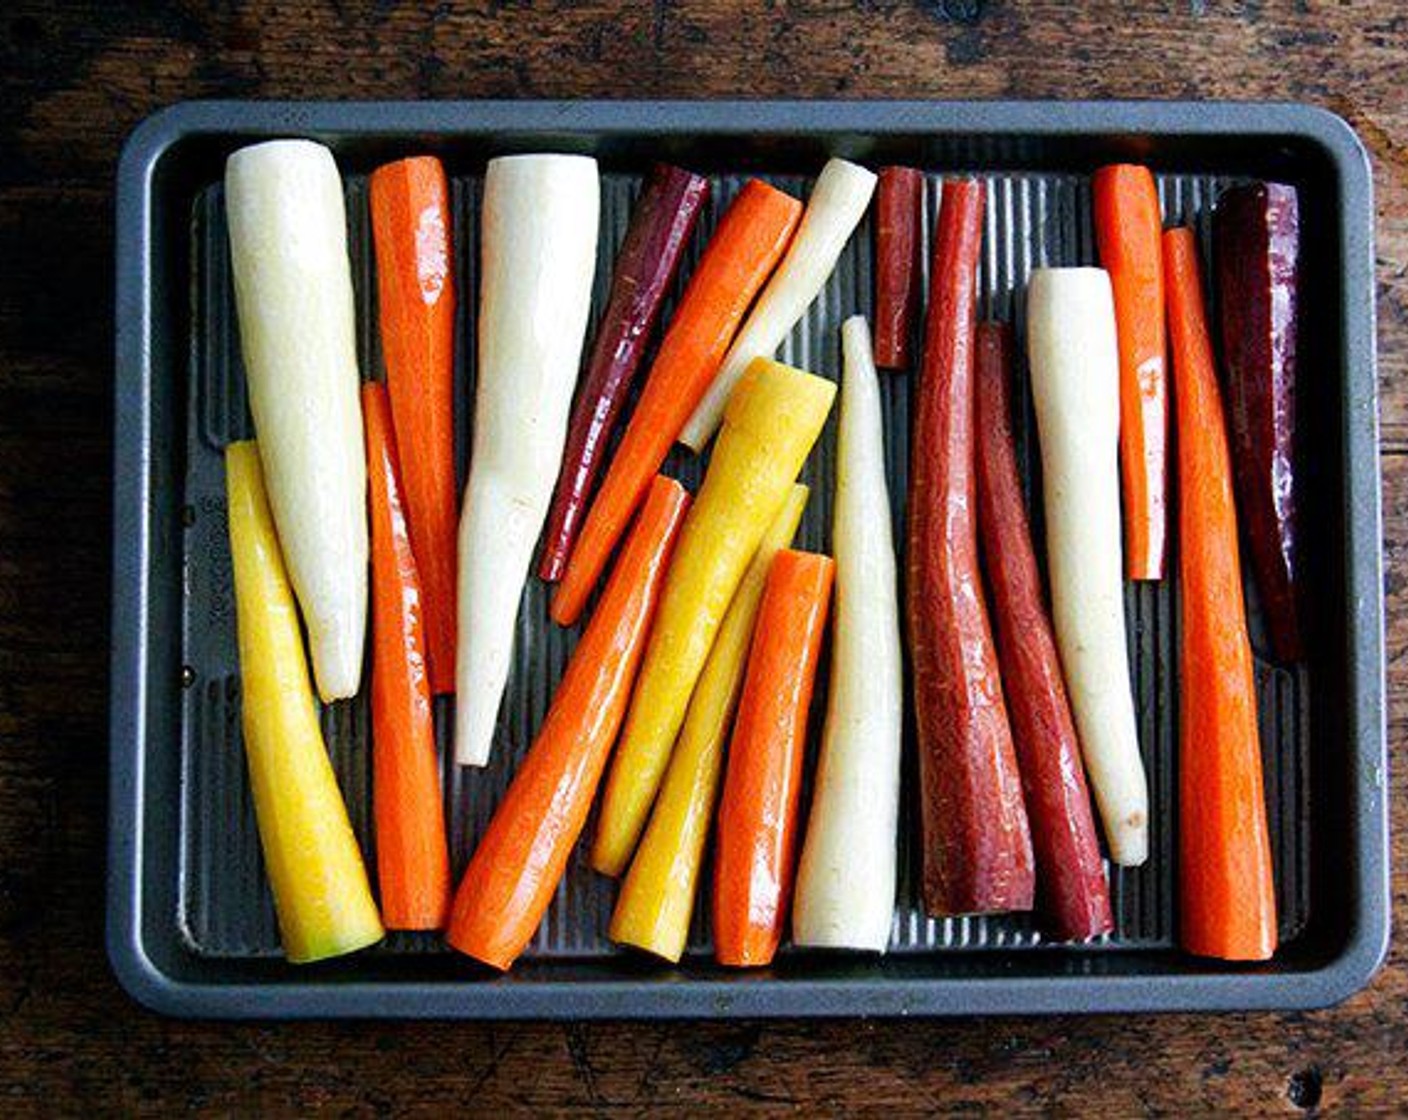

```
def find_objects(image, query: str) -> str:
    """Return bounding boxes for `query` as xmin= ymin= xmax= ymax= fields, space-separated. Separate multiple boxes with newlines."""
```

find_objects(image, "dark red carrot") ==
xmin=538 ymin=164 xmax=710 ymax=583
xmin=362 ymin=383 xmax=451 ymax=930
xmin=906 ymin=179 xmax=1034 ymax=917
xmin=1213 ymin=182 xmax=1302 ymax=662
xmin=713 ymin=549 xmax=833 ymax=968
xmin=873 ymin=166 xmax=924 ymax=369
xmin=445 ymin=476 xmax=690 ymax=971
xmin=1165 ymin=227 xmax=1278 ymax=961
xmin=369 ymin=156 xmax=458 ymax=694
xmin=973 ymin=323 xmax=1113 ymax=942
xmin=551 ymin=180 xmax=803 ymax=626
xmin=1093 ymin=163 xmax=1168 ymax=581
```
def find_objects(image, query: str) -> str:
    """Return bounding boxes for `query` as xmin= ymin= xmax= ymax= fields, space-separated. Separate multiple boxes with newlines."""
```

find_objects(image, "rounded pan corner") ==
xmin=1276 ymin=103 xmax=1374 ymax=189
xmin=105 ymin=916 xmax=204 ymax=1020
xmin=1305 ymin=902 xmax=1393 ymax=1012
xmin=116 ymin=101 xmax=226 ymax=193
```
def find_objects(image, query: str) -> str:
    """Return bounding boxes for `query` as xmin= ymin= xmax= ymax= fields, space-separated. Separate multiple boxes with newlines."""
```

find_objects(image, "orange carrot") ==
xmin=369 ymin=156 xmax=458 ymax=693
xmin=1093 ymin=164 xmax=1168 ymax=581
xmin=550 ymin=181 xmax=803 ymax=626
xmin=363 ymin=383 xmax=451 ymax=930
xmin=713 ymin=549 xmax=833 ymax=967
xmin=445 ymin=476 xmax=690 ymax=969
xmin=1164 ymin=228 xmax=1277 ymax=962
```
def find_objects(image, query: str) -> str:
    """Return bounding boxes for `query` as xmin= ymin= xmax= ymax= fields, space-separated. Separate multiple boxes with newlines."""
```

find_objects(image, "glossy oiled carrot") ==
xmin=1214 ymin=183 xmax=1303 ymax=662
xmin=445 ymin=476 xmax=690 ymax=970
xmin=608 ymin=486 xmax=809 ymax=963
xmin=873 ymin=166 xmax=924 ymax=369
xmin=713 ymin=549 xmax=834 ymax=968
xmin=362 ymin=384 xmax=451 ymax=930
xmin=1093 ymin=164 xmax=1168 ymax=581
xmin=907 ymin=179 xmax=1034 ymax=916
xmin=455 ymin=154 xmax=600 ymax=767
xmin=369 ymin=156 xmax=458 ymax=693
xmin=589 ymin=359 xmax=835 ymax=877
xmin=551 ymin=180 xmax=803 ymax=626
xmin=225 ymin=442 xmax=383 ymax=963
xmin=1164 ymin=228 xmax=1277 ymax=962
xmin=973 ymin=325 xmax=1112 ymax=943
xmin=538 ymin=164 xmax=710 ymax=583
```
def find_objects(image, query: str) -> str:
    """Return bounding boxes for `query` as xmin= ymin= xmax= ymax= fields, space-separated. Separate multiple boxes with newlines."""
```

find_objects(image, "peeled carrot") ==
xmin=538 ymin=164 xmax=710 ymax=583
xmin=362 ymin=384 xmax=451 ymax=930
xmin=608 ymin=485 xmax=808 ymax=963
xmin=445 ymin=476 xmax=690 ymax=970
xmin=713 ymin=549 xmax=834 ymax=968
xmin=225 ymin=442 xmax=383 ymax=963
xmin=590 ymin=359 xmax=835 ymax=877
xmin=369 ymin=157 xmax=458 ymax=693
xmin=973 ymin=325 xmax=1112 ymax=943
xmin=551 ymin=181 xmax=803 ymax=626
xmin=1164 ymin=228 xmax=1277 ymax=962
xmin=873 ymin=166 xmax=924 ymax=369
xmin=1093 ymin=164 xmax=1168 ymax=581
xmin=908 ymin=179 xmax=1034 ymax=916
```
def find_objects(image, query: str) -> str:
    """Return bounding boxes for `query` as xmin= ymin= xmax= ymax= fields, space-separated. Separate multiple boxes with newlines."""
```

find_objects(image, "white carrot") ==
xmin=1026 ymin=268 xmax=1149 ymax=866
xmin=224 ymin=139 xmax=367 ymax=702
xmin=792 ymin=317 xmax=902 ymax=952
xmin=677 ymin=158 xmax=876 ymax=452
xmin=455 ymin=154 xmax=600 ymax=767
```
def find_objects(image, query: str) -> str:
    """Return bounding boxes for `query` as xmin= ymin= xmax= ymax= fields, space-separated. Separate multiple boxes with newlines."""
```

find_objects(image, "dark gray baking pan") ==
xmin=109 ymin=100 xmax=1387 ymax=1019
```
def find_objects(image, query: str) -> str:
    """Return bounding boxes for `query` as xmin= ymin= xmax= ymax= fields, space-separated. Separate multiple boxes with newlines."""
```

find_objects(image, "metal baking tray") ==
xmin=110 ymin=100 xmax=1387 ymax=1018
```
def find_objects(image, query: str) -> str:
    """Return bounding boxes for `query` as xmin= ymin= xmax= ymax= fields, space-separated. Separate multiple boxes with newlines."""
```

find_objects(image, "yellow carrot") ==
xmin=225 ymin=441 xmax=384 ymax=963
xmin=609 ymin=485 xmax=809 ymax=961
xmin=591 ymin=359 xmax=836 ymax=876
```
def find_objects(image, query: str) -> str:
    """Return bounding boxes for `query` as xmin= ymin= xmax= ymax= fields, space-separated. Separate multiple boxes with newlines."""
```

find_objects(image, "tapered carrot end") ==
xmin=589 ymin=834 xmax=628 ymax=879
xmin=549 ymin=585 xmax=584 ymax=628
xmin=538 ymin=550 xmax=567 ymax=585
xmin=445 ymin=882 xmax=518 ymax=971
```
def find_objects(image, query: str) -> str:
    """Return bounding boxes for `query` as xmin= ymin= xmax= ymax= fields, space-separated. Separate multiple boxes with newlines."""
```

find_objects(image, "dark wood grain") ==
xmin=1 ymin=1 xmax=1405 ymax=1113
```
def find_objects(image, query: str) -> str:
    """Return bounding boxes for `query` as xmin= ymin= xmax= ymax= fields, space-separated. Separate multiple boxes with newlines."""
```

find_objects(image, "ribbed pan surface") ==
xmin=178 ymin=167 xmax=1309 ymax=961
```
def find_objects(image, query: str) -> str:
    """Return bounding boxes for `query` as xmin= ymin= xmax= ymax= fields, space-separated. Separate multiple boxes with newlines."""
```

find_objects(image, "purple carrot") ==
xmin=538 ymin=164 xmax=710 ymax=583
xmin=1213 ymin=182 xmax=1302 ymax=661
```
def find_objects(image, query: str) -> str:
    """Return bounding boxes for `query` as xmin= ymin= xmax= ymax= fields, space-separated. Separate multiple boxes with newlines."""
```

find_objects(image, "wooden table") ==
xmin=2 ymin=2 xmax=1403 ymax=1112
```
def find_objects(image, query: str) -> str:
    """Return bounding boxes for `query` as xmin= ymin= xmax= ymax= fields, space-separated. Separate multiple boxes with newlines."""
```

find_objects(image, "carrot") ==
xmin=225 ymin=442 xmax=383 ymax=963
xmin=445 ymin=475 xmax=690 ymax=970
xmin=608 ymin=485 xmax=808 ymax=963
xmin=973 ymin=325 xmax=1112 ymax=943
xmin=713 ymin=549 xmax=834 ymax=968
xmin=550 ymin=180 xmax=803 ymax=626
xmin=589 ymin=359 xmax=835 ymax=877
xmin=538 ymin=164 xmax=710 ymax=583
xmin=362 ymin=383 xmax=451 ymax=930
xmin=369 ymin=156 xmax=458 ymax=693
xmin=908 ymin=178 xmax=1034 ymax=916
xmin=873 ymin=166 xmax=924 ymax=369
xmin=1164 ymin=228 xmax=1277 ymax=962
xmin=1093 ymin=164 xmax=1168 ymax=581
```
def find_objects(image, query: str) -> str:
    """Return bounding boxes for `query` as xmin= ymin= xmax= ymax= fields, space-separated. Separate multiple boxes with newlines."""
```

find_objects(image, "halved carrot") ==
xmin=550 ymin=180 xmax=803 ymax=626
xmin=369 ymin=156 xmax=458 ymax=693
xmin=445 ymin=476 xmax=690 ymax=970
xmin=713 ymin=549 xmax=834 ymax=968
xmin=1164 ymin=227 xmax=1277 ymax=962
xmin=1093 ymin=164 xmax=1168 ymax=581
xmin=362 ymin=383 xmax=451 ymax=930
